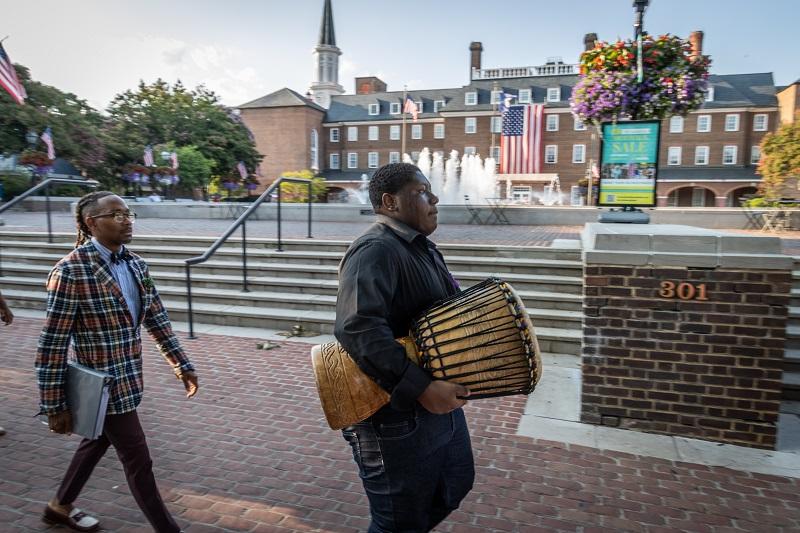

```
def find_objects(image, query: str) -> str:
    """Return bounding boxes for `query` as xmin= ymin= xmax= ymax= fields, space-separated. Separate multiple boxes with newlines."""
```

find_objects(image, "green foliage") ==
xmin=758 ymin=118 xmax=800 ymax=199
xmin=174 ymin=145 xmax=213 ymax=189
xmin=105 ymin=80 xmax=261 ymax=179
xmin=0 ymin=64 xmax=110 ymax=184
xmin=278 ymin=170 xmax=326 ymax=203
xmin=0 ymin=174 xmax=31 ymax=199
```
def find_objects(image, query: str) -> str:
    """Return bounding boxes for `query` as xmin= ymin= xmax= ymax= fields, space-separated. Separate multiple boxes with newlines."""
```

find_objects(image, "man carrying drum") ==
xmin=334 ymin=162 xmax=475 ymax=532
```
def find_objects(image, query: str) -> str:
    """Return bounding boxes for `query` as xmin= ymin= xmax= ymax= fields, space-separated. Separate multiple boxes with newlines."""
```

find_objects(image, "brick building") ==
xmin=239 ymin=0 xmax=788 ymax=207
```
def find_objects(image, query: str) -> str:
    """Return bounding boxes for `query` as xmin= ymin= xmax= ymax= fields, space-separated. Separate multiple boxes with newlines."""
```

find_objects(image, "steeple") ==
xmin=318 ymin=0 xmax=336 ymax=46
xmin=308 ymin=0 xmax=344 ymax=109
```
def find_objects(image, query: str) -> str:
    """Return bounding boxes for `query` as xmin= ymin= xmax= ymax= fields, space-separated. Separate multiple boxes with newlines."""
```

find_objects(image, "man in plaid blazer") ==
xmin=36 ymin=191 xmax=198 ymax=533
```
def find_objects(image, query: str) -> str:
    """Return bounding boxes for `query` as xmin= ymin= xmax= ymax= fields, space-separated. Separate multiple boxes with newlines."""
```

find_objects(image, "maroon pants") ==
xmin=56 ymin=410 xmax=180 ymax=533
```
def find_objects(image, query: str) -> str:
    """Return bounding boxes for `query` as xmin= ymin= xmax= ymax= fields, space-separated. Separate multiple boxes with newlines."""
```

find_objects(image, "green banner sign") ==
xmin=598 ymin=120 xmax=660 ymax=207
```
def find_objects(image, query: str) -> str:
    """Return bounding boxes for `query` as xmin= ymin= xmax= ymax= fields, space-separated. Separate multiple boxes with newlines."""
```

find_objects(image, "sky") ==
xmin=3 ymin=0 xmax=798 ymax=112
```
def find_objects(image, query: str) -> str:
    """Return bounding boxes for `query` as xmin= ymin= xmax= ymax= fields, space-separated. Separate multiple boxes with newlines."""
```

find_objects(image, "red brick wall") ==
xmin=581 ymin=264 xmax=789 ymax=449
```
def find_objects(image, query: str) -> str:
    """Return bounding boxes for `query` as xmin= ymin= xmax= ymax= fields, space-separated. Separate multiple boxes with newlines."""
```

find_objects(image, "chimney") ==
xmin=355 ymin=76 xmax=387 ymax=95
xmin=469 ymin=42 xmax=483 ymax=76
xmin=583 ymin=33 xmax=598 ymax=51
xmin=689 ymin=30 xmax=704 ymax=60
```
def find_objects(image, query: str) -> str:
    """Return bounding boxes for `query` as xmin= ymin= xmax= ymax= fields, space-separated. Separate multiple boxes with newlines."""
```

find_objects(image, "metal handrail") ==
xmin=184 ymin=176 xmax=313 ymax=338
xmin=0 ymin=177 xmax=99 ymax=276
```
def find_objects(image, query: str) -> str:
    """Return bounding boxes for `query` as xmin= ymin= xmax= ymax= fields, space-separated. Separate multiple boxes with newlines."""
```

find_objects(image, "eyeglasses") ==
xmin=90 ymin=211 xmax=137 ymax=223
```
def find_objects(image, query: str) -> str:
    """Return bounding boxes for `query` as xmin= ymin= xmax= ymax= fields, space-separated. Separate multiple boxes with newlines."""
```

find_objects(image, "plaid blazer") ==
xmin=36 ymin=241 xmax=194 ymax=415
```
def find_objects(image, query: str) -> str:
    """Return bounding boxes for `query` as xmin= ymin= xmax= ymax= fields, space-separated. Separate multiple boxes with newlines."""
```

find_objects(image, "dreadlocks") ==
xmin=74 ymin=191 xmax=115 ymax=247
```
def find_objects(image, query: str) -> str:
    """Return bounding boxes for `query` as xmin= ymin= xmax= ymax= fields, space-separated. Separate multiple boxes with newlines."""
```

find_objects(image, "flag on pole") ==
xmin=403 ymin=96 xmax=419 ymax=121
xmin=499 ymin=92 xmax=515 ymax=114
xmin=143 ymin=146 xmax=154 ymax=166
xmin=41 ymin=127 xmax=56 ymax=160
xmin=237 ymin=161 xmax=248 ymax=180
xmin=170 ymin=151 xmax=178 ymax=170
xmin=0 ymin=42 xmax=26 ymax=105
xmin=499 ymin=104 xmax=544 ymax=174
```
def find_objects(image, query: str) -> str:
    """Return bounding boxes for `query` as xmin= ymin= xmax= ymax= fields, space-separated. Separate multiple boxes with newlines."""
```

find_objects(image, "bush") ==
xmin=0 ymin=174 xmax=32 ymax=200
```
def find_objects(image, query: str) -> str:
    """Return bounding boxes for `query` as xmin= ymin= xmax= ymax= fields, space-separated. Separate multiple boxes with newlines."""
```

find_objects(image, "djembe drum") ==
xmin=311 ymin=278 xmax=542 ymax=430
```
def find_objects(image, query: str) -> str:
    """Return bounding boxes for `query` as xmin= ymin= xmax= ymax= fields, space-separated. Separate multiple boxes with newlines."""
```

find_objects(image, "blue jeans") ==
xmin=342 ymin=405 xmax=474 ymax=533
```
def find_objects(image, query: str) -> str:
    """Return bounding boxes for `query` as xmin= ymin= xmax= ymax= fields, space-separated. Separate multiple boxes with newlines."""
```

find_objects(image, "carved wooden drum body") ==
xmin=311 ymin=278 xmax=542 ymax=430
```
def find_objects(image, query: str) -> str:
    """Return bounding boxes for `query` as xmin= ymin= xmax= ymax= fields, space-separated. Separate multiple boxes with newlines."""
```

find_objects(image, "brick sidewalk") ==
xmin=2 ymin=317 xmax=800 ymax=532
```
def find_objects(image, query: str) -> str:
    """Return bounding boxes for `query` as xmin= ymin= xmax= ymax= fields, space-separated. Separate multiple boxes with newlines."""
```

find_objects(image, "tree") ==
xmin=173 ymin=145 xmax=213 ymax=190
xmin=0 ymin=64 xmax=110 ymax=183
xmin=758 ymin=116 xmax=800 ymax=199
xmin=278 ymin=170 xmax=327 ymax=203
xmin=106 ymin=80 xmax=261 ymax=179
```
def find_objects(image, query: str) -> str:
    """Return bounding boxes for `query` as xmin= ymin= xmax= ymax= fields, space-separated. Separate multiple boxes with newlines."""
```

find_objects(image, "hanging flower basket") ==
xmin=570 ymin=33 xmax=711 ymax=126
xmin=122 ymin=164 xmax=151 ymax=183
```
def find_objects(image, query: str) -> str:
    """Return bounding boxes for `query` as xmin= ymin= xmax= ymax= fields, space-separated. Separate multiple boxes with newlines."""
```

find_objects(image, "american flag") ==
xmin=170 ymin=151 xmax=178 ymax=170
xmin=500 ymin=104 xmax=544 ymax=174
xmin=237 ymin=161 xmax=248 ymax=180
xmin=403 ymin=96 xmax=419 ymax=121
xmin=0 ymin=42 xmax=26 ymax=105
xmin=143 ymin=146 xmax=154 ymax=166
xmin=40 ymin=127 xmax=55 ymax=160
xmin=499 ymin=92 xmax=515 ymax=114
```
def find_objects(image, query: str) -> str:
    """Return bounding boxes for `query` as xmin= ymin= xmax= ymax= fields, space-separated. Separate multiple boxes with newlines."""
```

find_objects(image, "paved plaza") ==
xmin=2 ymin=213 xmax=800 ymax=531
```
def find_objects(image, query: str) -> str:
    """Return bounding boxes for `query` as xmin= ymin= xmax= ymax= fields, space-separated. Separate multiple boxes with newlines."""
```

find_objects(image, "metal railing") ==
xmin=0 ymin=177 xmax=99 ymax=276
xmin=184 ymin=177 xmax=313 ymax=338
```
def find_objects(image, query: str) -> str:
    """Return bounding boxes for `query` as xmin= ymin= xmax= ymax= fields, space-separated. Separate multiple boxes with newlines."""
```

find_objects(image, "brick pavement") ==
xmin=5 ymin=212 xmax=800 ymax=253
xmin=2 ymin=317 xmax=800 ymax=532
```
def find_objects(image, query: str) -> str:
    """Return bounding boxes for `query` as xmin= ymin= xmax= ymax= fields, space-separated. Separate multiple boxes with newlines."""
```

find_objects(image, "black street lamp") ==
xmin=633 ymin=0 xmax=650 ymax=83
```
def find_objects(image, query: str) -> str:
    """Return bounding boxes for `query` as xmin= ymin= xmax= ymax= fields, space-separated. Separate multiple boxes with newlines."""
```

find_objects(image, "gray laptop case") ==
xmin=66 ymin=362 xmax=114 ymax=440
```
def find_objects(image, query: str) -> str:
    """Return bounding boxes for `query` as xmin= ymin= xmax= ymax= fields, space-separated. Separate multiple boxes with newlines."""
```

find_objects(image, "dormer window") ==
xmin=368 ymin=103 xmax=379 ymax=115
xmin=546 ymin=87 xmax=561 ymax=102
xmin=416 ymin=101 xmax=423 ymax=114
xmin=490 ymin=90 xmax=502 ymax=104
xmin=705 ymin=86 xmax=715 ymax=102
xmin=465 ymin=92 xmax=478 ymax=105
xmin=434 ymin=100 xmax=446 ymax=112
xmin=390 ymin=102 xmax=401 ymax=115
xmin=518 ymin=89 xmax=532 ymax=104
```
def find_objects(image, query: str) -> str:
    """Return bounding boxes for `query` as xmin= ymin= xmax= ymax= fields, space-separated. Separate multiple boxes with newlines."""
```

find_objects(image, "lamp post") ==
xmin=633 ymin=0 xmax=649 ymax=83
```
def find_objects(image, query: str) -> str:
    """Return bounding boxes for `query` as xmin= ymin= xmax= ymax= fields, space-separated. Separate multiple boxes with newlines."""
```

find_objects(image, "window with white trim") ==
xmin=433 ymin=123 xmax=445 ymax=139
xmin=310 ymin=129 xmax=319 ymax=171
xmin=725 ymin=114 xmax=740 ymax=132
xmin=330 ymin=128 xmax=340 ymax=142
xmin=368 ymin=126 xmax=379 ymax=141
xmin=669 ymin=116 xmax=684 ymax=133
xmin=389 ymin=151 xmax=400 ymax=164
xmin=574 ymin=117 xmax=587 ymax=131
xmin=347 ymin=152 xmax=358 ymax=168
xmin=465 ymin=117 xmax=477 ymax=134
xmin=705 ymin=87 xmax=714 ymax=102
xmin=465 ymin=92 xmax=477 ymax=105
xmin=723 ymin=145 xmax=737 ymax=165
xmin=753 ymin=114 xmax=768 ymax=131
xmin=546 ymin=114 xmax=559 ymax=131
xmin=390 ymin=102 xmax=401 ymax=115
xmin=416 ymin=101 xmax=423 ymax=114
xmin=572 ymin=144 xmax=586 ymax=164
xmin=696 ymin=115 xmax=711 ymax=132
xmin=545 ymin=145 xmax=558 ymax=164
xmin=368 ymin=152 xmax=379 ymax=168
xmin=347 ymin=126 xmax=358 ymax=141
xmin=490 ymin=90 xmax=502 ymax=104
xmin=512 ymin=186 xmax=532 ymax=203
xmin=464 ymin=146 xmax=476 ymax=155
xmin=329 ymin=153 xmax=340 ymax=169
xmin=490 ymin=146 xmax=500 ymax=161
xmin=667 ymin=146 xmax=682 ymax=165
xmin=518 ymin=89 xmax=531 ymax=103
xmin=411 ymin=124 xmax=422 ymax=139
xmin=390 ymin=125 xmax=400 ymax=140
xmin=546 ymin=87 xmax=561 ymax=102
xmin=368 ymin=103 xmax=379 ymax=116
xmin=491 ymin=116 xmax=502 ymax=133
xmin=694 ymin=146 xmax=709 ymax=165
xmin=751 ymin=145 xmax=761 ymax=165
xmin=434 ymin=100 xmax=446 ymax=112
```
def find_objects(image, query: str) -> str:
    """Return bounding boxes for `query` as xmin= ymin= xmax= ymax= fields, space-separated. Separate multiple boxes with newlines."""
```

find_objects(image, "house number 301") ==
xmin=658 ymin=281 xmax=709 ymax=301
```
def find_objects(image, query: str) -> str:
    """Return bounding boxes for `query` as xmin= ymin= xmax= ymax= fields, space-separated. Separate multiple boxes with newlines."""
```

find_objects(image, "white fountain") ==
xmin=348 ymin=173 xmax=370 ymax=204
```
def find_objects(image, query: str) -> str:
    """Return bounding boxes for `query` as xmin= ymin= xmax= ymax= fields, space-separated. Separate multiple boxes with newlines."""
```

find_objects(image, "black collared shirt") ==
xmin=334 ymin=215 xmax=459 ymax=411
